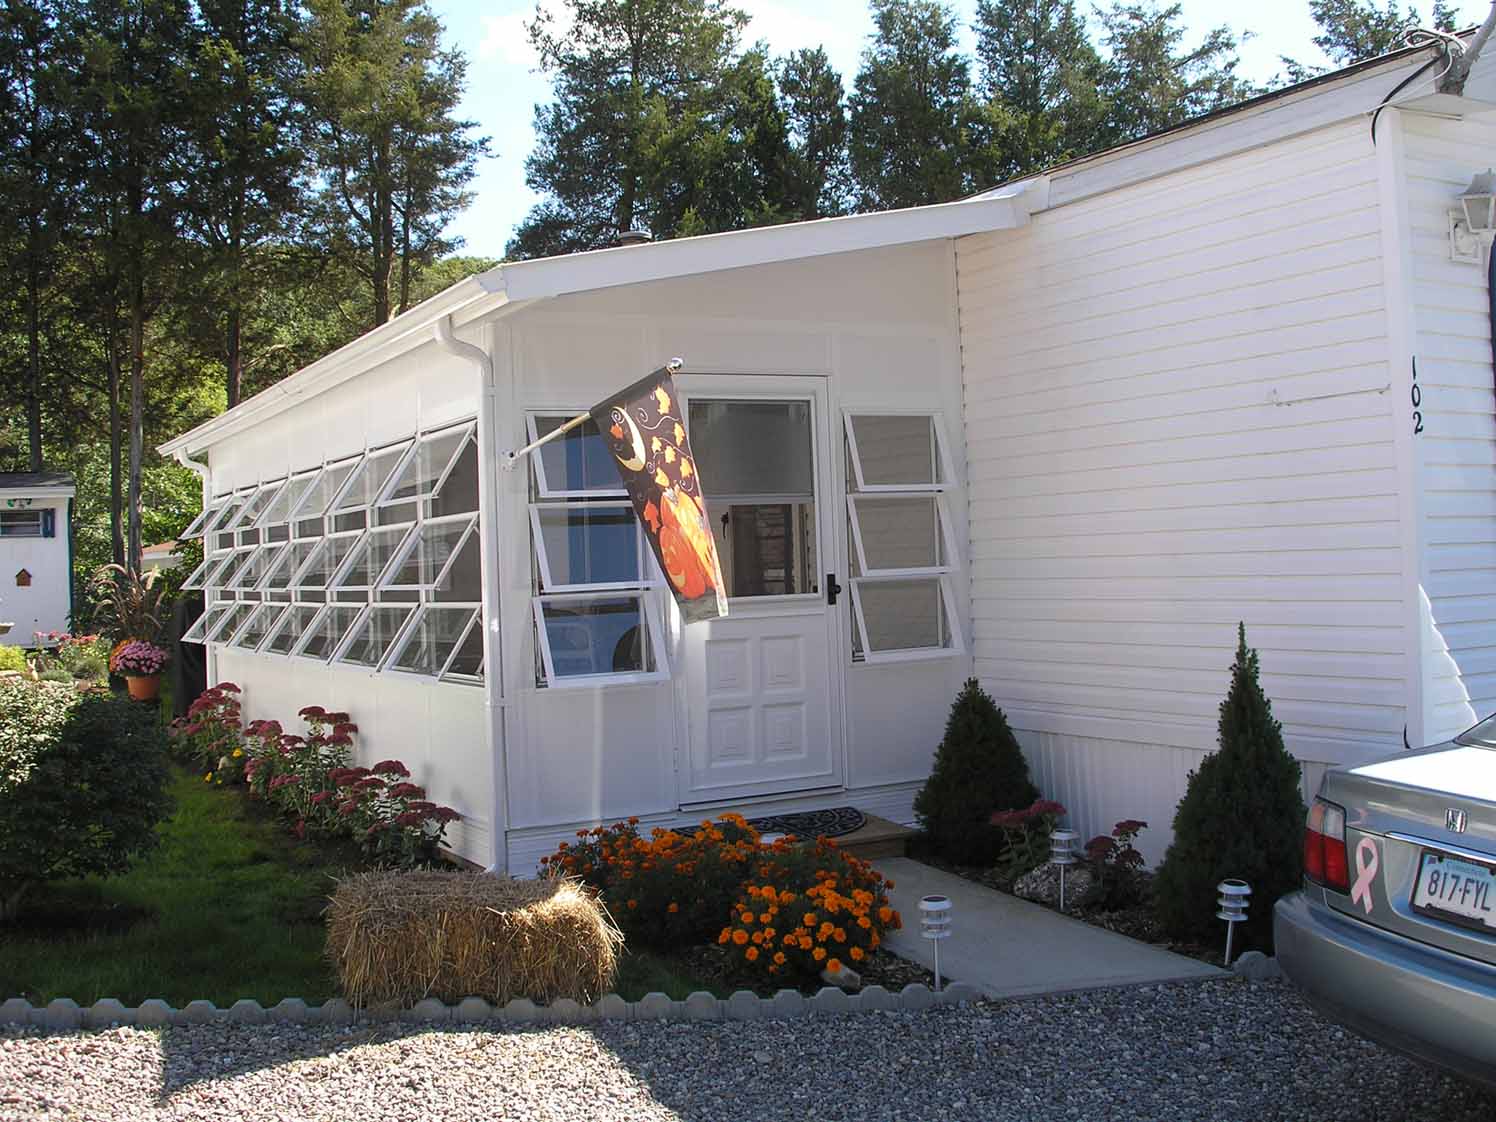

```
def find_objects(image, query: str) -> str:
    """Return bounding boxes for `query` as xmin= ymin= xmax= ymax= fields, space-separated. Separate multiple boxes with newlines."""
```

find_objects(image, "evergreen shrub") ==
xmin=913 ymin=678 xmax=1039 ymax=865
xmin=1153 ymin=625 xmax=1306 ymax=950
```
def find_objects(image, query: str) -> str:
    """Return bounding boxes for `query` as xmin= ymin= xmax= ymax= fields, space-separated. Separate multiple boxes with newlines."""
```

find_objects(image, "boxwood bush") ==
xmin=0 ymin=679 xmax=172 ymax=920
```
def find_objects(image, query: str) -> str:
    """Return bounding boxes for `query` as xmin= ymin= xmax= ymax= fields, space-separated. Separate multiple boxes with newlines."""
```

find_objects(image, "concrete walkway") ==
xmin=876 ymin=857 xmax=1225 ymax=999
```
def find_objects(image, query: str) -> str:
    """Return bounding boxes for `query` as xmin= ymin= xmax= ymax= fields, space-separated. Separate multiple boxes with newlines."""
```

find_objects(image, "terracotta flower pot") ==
xmin=125 ymin=673 xmax=161 ymax=702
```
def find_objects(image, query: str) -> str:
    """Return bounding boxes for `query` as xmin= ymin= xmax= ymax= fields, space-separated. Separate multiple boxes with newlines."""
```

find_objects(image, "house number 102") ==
xmin=1412 ymin=357 xmax=1423 ymax=435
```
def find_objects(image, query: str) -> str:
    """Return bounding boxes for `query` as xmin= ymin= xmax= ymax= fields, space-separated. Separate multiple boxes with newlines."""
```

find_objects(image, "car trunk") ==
xmin=1320 ymin=740 xmax=1496 ymax=966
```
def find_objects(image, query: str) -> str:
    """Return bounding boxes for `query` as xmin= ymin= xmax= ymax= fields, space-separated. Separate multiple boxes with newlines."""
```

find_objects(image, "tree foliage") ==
xmin=1283 ymin=0 xmax=1459 ymax=79
xmin=1153 ymin=625 xmax=1306 ymax=951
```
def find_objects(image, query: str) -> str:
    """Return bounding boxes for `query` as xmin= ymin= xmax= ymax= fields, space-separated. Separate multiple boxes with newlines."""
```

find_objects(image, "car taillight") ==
xmin=1304 ymin=797 xmax=1349 ymax=893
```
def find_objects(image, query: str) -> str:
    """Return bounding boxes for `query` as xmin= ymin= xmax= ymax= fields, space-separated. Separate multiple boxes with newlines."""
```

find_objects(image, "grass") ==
xmin=0 ymin=764 xmax=722 ymax=1008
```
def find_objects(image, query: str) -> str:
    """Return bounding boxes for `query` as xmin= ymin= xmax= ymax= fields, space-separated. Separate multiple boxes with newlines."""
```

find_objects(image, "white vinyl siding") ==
xmin=1401 ymin=110 xmax=1496 ymax=742
xmin=956 ymin=119 xmax=1408 ymax=852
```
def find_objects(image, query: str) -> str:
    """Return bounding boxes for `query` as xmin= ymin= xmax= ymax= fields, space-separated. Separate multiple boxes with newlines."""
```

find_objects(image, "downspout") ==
xmin=1439 ymin=2 xmax=1496 ymax=93
xmin=434 ymin=313 xmax=509 ymax=875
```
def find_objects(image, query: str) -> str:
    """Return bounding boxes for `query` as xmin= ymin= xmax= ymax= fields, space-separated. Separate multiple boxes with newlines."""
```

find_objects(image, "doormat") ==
xmin=676 ymin=806 xmax=866 ymax=840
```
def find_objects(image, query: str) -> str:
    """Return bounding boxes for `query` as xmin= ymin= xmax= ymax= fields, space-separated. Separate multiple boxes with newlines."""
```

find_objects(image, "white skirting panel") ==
xmin=504 ymin=781 xmax=923 ymax=876
xmin=1015 ymin=728 xmax=1333 ymax=868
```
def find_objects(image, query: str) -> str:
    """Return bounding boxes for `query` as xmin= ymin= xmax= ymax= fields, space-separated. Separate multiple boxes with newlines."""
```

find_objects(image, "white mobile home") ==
xmin=161 ymin=39 xmax=1496 ymax=869
xmin=0 ymin=473 xmax=75 ymax=645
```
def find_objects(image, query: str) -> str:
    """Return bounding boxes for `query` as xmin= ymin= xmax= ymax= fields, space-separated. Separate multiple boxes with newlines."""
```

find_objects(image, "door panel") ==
xmin=678 ymin=377 xmax=842 ymax=803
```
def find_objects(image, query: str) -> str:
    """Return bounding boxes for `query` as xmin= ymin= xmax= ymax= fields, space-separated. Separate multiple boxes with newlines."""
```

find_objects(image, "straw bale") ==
xmin=326 ymin=871 xmax=622 ymax=1007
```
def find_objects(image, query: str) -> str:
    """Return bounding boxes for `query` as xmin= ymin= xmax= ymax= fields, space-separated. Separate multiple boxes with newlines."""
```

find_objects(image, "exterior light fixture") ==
xmin=1216 ymin=879 xmax=1251 ymax=966
xmin=1050 ymin=829 xmax=1080 ymax=912
xmin=918 ymin=894 xmax=952 ymax=992
xmin=1449 ymin=169 xmax=1496 ymax=264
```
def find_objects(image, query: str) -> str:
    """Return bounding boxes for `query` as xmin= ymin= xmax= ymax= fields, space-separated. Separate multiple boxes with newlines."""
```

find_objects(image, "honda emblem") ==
xmin=1446 ymin=808 xmax=1468 ymax=834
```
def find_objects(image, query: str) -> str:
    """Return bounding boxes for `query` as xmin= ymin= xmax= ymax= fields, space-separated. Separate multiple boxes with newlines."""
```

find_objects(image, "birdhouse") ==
xmin=14 ymin=569 xmax=30 ymax=588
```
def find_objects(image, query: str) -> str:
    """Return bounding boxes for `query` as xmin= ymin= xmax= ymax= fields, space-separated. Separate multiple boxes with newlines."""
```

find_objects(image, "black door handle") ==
xmin=826 ymin=573 xmax=842 ymax=606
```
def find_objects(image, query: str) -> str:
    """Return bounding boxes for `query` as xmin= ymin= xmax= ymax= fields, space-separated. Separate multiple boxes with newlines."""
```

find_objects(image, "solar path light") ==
xmin=918 ymin=894 xmax=952 ymax=992
xmin=1217 ymin=879 xmax=1251 ymax=966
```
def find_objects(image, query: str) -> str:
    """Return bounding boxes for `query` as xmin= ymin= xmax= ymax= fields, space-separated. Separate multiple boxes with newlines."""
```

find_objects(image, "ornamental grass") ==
xmin=326 ymin=870 xmax=622 ymax=1007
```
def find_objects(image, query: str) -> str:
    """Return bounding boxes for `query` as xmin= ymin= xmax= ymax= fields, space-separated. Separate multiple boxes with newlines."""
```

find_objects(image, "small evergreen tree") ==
xmin=1153 ymin=624 xmax=1305 ymax=950
xmin=914 ymin=678 xmax=1039 ymax=865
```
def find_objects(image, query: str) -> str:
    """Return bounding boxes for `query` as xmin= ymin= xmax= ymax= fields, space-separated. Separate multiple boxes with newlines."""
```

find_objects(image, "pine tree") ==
xmin=914 ymin=678 xmax=1040 ymax=865
xmin=777 ymin=47 xmax=850 ymax=218
xmin=1281 ymin=0 xmax=1458 ymax=81
xmin=1153 ymin=625 xmax=1306 ymax=950
xmin=847 ymin=0 xmax=984 ymax=211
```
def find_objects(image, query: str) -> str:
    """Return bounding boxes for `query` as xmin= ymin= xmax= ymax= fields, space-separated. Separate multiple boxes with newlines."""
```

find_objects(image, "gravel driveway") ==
xmin=3 ymin=978 xmax=1492 ymax=1121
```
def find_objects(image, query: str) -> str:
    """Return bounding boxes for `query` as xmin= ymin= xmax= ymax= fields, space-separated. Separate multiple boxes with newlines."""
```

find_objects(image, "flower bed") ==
xmin=170 ymin=686 xmax=460 ymax=868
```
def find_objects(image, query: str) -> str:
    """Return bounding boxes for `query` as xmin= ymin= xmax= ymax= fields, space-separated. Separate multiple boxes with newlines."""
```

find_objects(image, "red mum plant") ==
xmin=990 ymin=797 xmax=1069 ymax=884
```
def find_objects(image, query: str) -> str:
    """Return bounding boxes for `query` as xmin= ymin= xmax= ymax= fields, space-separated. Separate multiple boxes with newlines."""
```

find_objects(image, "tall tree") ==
xmin=973 ymin=0 xmax=1108 ymax=179
xmin=1283 ymin=0 xmax=1458 ymax=79
xmin=302 ymin=0 xmax=486 ymax=327
xmin=511 ymin=0 xmax=749 ymax=257
xmin=777 ymin=46 xmax=850 ymax=218
xmin=181 ymin=0 xmax=308 ymax=407
xmin=847 ymin=0 xmax=982 ymax=212
xmin=1096 ymin=2 xmax=1255 ymax=147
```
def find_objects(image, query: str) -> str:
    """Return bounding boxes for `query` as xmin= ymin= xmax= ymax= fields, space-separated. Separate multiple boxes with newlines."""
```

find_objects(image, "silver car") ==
xmin=1276 ymin=716 xmax=1496 ymax=1088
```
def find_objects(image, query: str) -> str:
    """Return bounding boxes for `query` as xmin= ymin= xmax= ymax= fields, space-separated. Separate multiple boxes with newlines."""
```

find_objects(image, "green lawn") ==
xmin=0 ymin=766 xmax=719 ymax=1008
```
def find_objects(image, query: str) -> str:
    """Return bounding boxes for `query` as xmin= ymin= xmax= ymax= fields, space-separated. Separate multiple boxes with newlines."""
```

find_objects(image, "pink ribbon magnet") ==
xmin=1349 ymin=837 xmax=1379 ymax=914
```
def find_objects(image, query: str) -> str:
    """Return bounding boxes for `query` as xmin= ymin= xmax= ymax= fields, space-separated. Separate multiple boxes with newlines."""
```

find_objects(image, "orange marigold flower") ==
xmin=799 ymin=936 xmax=813 ymax=950
xmin=849 ymin=946 xmax=865 ymax=961
xmin=751 ymin=931 xmax=764 ymax=945
xmin=745 ymin=946 xmax=759 ymax=962
xmin=833 ymin=928 xmax=846 ymax=943
xmin=668 ymin=902 xmax=680 ymax=913
xmin=773 ymin=952 xmax=786 ymax=966
xmin=812 ymin=947 xmax=826 ymax=961
xmin=732 ymin=929 xmax=749 ymax=946
xmin=857 ymin=915 xmax=872 ymax=929
xmin=627 ymin=900 xmax=637 ymax=909
xmin=740 ymin=912 xmax=754 ymax=925
xmin=878 ymin=906 xmax=894 ymax=923
xmin=803 ymin=913 xmax=817 ymax=927
xmin=827 ymin=958 xmax=842 ymax=973
xmin=758 ymin=912 xmax=771 ymax=924
xmin=718 ymin=929 xmax=731 ymax=944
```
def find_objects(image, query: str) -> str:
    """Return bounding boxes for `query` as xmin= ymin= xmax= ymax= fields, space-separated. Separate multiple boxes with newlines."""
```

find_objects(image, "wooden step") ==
xmin=834 ymin=814 xmax=914 ymax=860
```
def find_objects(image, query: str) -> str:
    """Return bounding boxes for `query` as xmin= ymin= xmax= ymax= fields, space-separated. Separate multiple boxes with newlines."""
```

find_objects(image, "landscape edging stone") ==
xmin=0 ymin=981 xmax=980 ymax=1032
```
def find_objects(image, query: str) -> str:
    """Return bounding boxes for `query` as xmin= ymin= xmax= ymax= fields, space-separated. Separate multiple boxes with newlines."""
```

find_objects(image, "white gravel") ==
xmin=3 ymin=979 xmax=1493 ymax=1121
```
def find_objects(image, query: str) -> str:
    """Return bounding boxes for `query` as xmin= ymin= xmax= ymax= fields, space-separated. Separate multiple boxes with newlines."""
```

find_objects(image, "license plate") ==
xmin=1412 ymin=849 xmax=1496 ymax=931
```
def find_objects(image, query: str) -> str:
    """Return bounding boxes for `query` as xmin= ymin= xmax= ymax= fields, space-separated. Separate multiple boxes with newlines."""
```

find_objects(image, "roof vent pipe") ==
xmin=616 ymin=229 xmax=652 ymax=247
xmin=1439 ymin=2 xmax=1496 ymax=93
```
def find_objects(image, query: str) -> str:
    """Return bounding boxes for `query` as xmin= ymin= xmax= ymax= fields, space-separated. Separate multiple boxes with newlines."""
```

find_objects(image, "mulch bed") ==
xmin=914 ymin=855 xmax=1225 ymax=966
xmin=675 ymin=944 xmax=939 ymax=996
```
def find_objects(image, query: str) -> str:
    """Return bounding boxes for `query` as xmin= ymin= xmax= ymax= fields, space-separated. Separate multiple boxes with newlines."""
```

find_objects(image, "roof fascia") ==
xmin=0 ymin=487 xmax=74 ymax=500
xmin=499 ymin=194 xmax=1028 ymax=301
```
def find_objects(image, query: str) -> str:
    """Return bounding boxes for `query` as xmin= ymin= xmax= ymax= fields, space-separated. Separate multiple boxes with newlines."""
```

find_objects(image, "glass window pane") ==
xmin=391 ymin=606 xmax=478 ymax=676
xmin=211 ymin=549 xmax=255 ymax=588
xmin=533 ymin=415 xmax=624 ymax=494
xmin=851 ymin=495 xmax=945 ymax=573
xmin=337 ymin=605 xmax=413 ymax=667
xmin=264 ymin=539 xmax=319 ymax=595
xmin=383 ymin=426 xmax=471 ymax=506
xmin=294 ymin=533 xmax=362 ymax=591
xmin=334 ymin=444 xmax=410 ymax=514
xmin=539 ymin=596 xmax=653 ymax=679
xmin=296 ymin=604 xmax=364 ymax=659
xmin=382 ymin=517 xmax=475 ymax=592
xmin=206 ymin=601 xmax=255 ymax=643
xmin=855 ymin=578 xmax=949 ymax=653
xmin=228 ymin=544 xmax=286 ymax=589
xmin=444 ymin=619 xmax=485 ymax=680
xmin=206 ymin=494 xmax=246 ymax=535
xmin=181 ymin=603 xmax=228 ymax=643
xmin=430 ymin=438 xmax=480 ymax=517
xmin=690 ymin=400 xmax=813 ymax=500
xmin=535 ymin=505 xmax=641 ymax=589
xmin=234 ymin=482 xmax=284 ymax=532
xmin=263 ymin=604 xmax=320 ymax=655
xmin=180 ymin=499 xmax=228 ymax=540
xmin=180 ymin=554 xmax=218 ymax=591
xmin=849 ymin=415 xmax=943 ymax=488
xmin=334 ymin=525 xmax=415 ymax=589
xmin=260 ymin=472 xmax=318 ymax=528
xmin=230 ymin=603 xmax=285 ymax=650
xmin=718 ymin=502 xmax=816 ymax=597
xmin=293 ymin=460 xmax=357 ymax=535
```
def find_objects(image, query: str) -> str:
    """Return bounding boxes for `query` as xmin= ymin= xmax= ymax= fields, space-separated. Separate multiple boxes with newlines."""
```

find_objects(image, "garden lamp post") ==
xmin=919 ymin=894 xmax=952 ymax=992
xmin=1217 ymin=879 xmax=1251 ymax=965
xmin=1050 ymin=829 xmax=1079 ymax=912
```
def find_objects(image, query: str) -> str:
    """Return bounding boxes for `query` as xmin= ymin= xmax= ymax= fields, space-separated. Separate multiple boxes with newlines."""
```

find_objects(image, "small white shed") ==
xmin=0 ymin=472 xmax=75 ymax=645
xmin=160 ymin=37 xmax=1496 ymax=869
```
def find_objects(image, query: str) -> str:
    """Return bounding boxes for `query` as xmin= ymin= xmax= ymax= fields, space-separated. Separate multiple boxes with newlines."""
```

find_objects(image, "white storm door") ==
xmin=677 ymin=377 xmax=843 ymax=804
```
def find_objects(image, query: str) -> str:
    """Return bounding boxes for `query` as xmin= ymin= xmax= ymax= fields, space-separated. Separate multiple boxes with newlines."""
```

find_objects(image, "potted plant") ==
xmin=112 ymin=640 xmax=169 ymax=701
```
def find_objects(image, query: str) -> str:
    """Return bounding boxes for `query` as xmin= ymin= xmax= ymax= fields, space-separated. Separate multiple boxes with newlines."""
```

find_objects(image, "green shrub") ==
xmin=0 ymin=646 xmax=26 ymax=673
xmin=1153 ymin=625 xmax=1305 ymax=950
xmin=914 ymin=678 xmax=1039 ymax=865
xmin=0 ymin=679 xmax=172 ymax=920
xmin=38 ymin=668 xmax=73 ymax=684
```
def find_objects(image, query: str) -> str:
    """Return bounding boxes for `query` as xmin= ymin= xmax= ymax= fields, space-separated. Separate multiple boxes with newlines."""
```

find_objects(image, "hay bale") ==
xmin=326 ymin=871 xmax=622 ymax=1008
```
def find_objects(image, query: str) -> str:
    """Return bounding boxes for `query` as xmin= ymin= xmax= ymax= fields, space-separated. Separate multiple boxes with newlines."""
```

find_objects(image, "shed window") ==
xmin=293 ymin=603 xmax=365 ymax=660
xmin=844 ymin=413 xmax=962 ymax=662
xmin=387 ymin=604 xmax=483 ymax=680
xmin=334 ymin=604 xmax=415 ymax=668
xmin=526 ymin=410 xmax=665 ymax=687
xmin=330 ymin=441 xmax=412 ymax=532
xmin=180 ymin=497 xmax=229 ymax=541
xmin=379 ymin=423 xmax=477 ymax=522
xmin=290 ymin=458 xmax=359 ymax=538
xmin=332 ymin=524 xmax=418 ymax=593
xmin=205 ymin=601 xmax=255 ymax=644
xmin=291 ymin=531 xmax=363 ymax=594
xmin=379 ymin=513 xmax=479 ymax=596
xmin=263 ymin=604 xmax=320 ymax=655
xmin=182 ymin=602 xmax=230 ymax=643
xmin=229 ymin=603 xmax=286 ymax=651
xmin=257 ymin=471 xmax=319 ymax=542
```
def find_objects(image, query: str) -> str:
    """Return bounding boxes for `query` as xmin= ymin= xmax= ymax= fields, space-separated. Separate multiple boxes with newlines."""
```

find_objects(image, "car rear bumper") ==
xmin=1275 ymin=891 xmax=1496 ymax=1089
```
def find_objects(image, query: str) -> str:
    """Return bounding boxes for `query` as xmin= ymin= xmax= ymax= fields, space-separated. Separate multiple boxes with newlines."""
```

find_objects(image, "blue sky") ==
xmin=424 ymin=0 xmax=1487 ymax=257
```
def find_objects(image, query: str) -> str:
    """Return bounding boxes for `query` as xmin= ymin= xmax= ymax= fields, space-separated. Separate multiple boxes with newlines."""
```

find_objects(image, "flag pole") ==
xmin=502 ymin=357 xmax=684 ymax=471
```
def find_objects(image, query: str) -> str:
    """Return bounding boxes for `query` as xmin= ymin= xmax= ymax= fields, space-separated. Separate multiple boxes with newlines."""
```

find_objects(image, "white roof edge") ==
xmin=157 ymin=192 xmax=1031 ymax=458
xmin=0 ymin=485 xmax=74 ymax=499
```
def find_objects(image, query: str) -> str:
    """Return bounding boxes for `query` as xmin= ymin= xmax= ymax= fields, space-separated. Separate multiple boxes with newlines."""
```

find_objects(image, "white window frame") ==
xmin=526 ymin=412 xmax=628 ymax=499
xmin=180 ymin=496 xmax=230 ymax=541
xmin=330 ymin=522 xmax=418 ymax=593
xmin=385 ymin=603 xmax=484 ymax=683
xmin=846 ymin=493 xmax=960 ymax=579
xmin=376 ymin=421 xmax=477 ymax=512
xmin=849 ymin=576 xmax=964 ymax=664
xmin=844 ymin=411 xmax=957 ymax=494
xmin=226 ymin=602 xmax=288 ymax=652
xmin=328 ymin=439 xmax=414 ymax=524
xmin=204 ymin=601 xmax=256 ymax=644
xmin=286 ymin=455 xmax=361 ymax=537
xmin=330 ymin=602 xmax=418 ymax=670
xmin=290 ymin=529 xmax=365 ymax=593
xmin=259 ymin=538 xmax=318 ymax=595
xmin=289 ymin=601 xmax=367 ymax=662
xmin=255 ymin=470 xmax=319 ymax=534
xmin=531 ymin=591 xmax=668 ymax=689
xmin=527 ymin=500 xmax=660 ymax=593
xmin=180 ymin=551 xmax=227 ymax=592
xmin=261 ymin=602 xmax=322 ymax=657
xmin=226 ymin=542 xmax=287 ymax=590
xmin=181 ymin=602 xmax=231 ymax=643
xmin=375 ymin=512 xmax=478 ymax=593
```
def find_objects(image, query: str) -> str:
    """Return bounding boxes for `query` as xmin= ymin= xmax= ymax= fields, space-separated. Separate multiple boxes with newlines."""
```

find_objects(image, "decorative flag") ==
xmin=591 ymin=367 xmax=728 ymax=624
